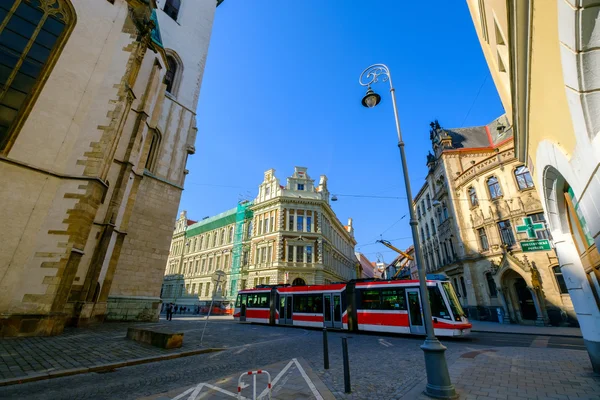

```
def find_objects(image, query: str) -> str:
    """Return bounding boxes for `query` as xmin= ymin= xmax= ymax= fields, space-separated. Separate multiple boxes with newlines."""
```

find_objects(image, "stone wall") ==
xmin=107 ymin=175 xmax=183 ymax=320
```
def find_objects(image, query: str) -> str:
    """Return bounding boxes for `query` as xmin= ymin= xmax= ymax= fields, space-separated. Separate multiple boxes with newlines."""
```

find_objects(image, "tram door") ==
xmin=323 ymin=293 xmax=343 ymax=329
xmin=279 ymin=294 xmax=293 ymax=325
xmin=406 ymin=289 xmax=425 ymax=334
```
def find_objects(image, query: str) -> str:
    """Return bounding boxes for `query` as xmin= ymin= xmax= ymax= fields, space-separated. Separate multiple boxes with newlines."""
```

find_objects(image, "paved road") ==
xmin=0 ymin=321 xmax=588 ymax=400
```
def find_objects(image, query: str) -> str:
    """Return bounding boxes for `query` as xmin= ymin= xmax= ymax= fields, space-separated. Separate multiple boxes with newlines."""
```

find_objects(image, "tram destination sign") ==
xmin=520 ymin=239 xmax=552 ymax=252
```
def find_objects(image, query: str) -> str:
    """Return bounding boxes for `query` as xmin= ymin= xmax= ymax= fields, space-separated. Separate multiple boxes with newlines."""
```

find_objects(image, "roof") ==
xmin=444 ymin=115 xmax=512 ymax=150
xmin=187 ymin=220 xmax=197 ymax=226
xmin=355 ymin=253 xmax=379 ymax=279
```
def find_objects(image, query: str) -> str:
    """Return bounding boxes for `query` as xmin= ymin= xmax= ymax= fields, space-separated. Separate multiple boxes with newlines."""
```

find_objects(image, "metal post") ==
xmin=323 ymin=327 xmax=329 ymax=369
xmin=342 ymin=337 xmax=351 ymax=393
xmin=359 ymin=64 xmax=456 ymax=399
xmin=200 ymin=273 xmax=222 ymax=346
xmin=253 ymin=374 xmax=257 ymax=400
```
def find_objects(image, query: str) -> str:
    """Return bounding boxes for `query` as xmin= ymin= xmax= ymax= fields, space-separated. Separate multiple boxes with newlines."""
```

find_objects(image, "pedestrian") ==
xmin=174 ymin=305 xmax=178 ymax=315
xmin=166 ymin=303 xmax=172 ymax=321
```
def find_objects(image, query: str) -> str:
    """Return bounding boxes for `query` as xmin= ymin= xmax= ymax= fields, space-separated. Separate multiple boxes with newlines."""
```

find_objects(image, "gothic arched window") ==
xmin=0 ymin=0 xmax=76 ymax=154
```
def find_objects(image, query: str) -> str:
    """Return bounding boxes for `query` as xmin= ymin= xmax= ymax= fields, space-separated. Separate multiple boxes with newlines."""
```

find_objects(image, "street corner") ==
xmin=135 ymin=357 xmax=335 ymax=400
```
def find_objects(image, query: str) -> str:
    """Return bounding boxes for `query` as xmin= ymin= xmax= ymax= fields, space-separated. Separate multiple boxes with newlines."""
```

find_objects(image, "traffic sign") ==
xmin=520 ymin=239 xmax=552 ymax=252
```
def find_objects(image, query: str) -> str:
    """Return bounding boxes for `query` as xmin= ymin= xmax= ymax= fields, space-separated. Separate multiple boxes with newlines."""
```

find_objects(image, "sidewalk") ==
xmin=404 ymin=346 xmax=599 ymax=400
xmin=471 ymin=320 xmax=583 ymax=337
xmin=0 ymin=316 xmax=234 ymax=384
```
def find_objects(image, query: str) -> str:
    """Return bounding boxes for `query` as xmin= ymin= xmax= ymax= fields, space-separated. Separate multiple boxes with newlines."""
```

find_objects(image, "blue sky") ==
xmin=180 ymin=0 xmax=504 ymax=263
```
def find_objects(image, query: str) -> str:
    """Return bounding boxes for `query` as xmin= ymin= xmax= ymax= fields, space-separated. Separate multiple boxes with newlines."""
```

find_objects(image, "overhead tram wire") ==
xmin=460 ymin=74 xmax=489 ymax=127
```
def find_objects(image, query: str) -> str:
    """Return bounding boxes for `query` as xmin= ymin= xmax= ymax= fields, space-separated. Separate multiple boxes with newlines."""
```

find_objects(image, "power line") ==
xmin=460 ymin=74 xmax=489 ymax=127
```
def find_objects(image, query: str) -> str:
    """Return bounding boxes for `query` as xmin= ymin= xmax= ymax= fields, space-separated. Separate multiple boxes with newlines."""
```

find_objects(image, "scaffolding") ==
xmin=230 ymin=201 xmax=253 ymax=299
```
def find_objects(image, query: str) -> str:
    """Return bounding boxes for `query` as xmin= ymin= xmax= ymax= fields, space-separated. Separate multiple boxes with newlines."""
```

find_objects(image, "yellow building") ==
xmin=416 ymin=118 xmax=575 ymax=326
xmin=466 ymin=0 xmax=600 ymax=371
xmin=0 ymin=0 xmax=221 ymax=336
xmin=161 ymin=167 xmax=358 ymax=310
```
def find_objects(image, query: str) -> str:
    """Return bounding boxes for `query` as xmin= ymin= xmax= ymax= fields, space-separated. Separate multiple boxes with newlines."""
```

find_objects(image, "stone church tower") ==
xmin=0 ymin=0 xmax=223 ymax=336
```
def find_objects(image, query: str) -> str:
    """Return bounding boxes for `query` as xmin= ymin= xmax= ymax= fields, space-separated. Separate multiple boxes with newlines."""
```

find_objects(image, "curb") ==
xmin=471 ymin=329 xmax=583 ymax=338
xmin=0 ymin=347 xmax=225 ymax=387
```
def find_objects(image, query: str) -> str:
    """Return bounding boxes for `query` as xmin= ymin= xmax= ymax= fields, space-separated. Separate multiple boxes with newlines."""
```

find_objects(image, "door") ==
xmin=333 ymin=294 xmax=342 ymax=329
xmin=279 ymin=295 xmax=293 ymax=325
xmin=323 ymin=294 xmax=333 ymax=328
xmin=514 ymin=278 xmax=537 ymax=320
xmin=240 ymin=294 xmax=247 ymax=322
xmin=406 ymin=289 xmax=425 ymax=334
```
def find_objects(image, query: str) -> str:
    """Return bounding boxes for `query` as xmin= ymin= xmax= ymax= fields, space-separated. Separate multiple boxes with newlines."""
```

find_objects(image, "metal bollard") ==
xmin=342 ymin=337 xmax=351 ymax=393
xmin=323 ymin=327 xmax=329 ymax=370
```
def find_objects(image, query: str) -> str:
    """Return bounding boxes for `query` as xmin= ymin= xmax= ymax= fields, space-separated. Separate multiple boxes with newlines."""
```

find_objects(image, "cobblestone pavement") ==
xmin=406 ymin=347 xmax=600 ymax=400
xmin=0 ymin=319 xmax=597 ymax=400
xmin=470 ymin=320 xmax=582 ymax=337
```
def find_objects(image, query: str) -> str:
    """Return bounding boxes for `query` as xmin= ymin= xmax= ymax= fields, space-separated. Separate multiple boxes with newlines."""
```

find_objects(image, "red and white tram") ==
xmin=233 ymin=278 xmax=471 ymax=337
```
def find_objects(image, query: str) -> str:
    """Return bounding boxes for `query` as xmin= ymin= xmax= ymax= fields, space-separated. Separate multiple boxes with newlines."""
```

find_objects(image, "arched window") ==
xmin=163 ymin=0 xmax=181 ymax=21
xmin=199 ymin=236 xmax=203 ymax=249
xmin=468 ymin=187 xmax=478 ymax=207
xmin=212 ymin=232 xmax=217 ymax=247
xmin=487 ymin=176 xmax=503 ymax=199
xmin=515 ymin=166 xmax=534 ymax=190
xmin=0 ymin=0 xmax=76 ymax=154
xmin=228 ymin=227 xmax=234 ymax=243
xmin=164 ymin=55 xmax=178 ymax=94
xmin=220 ymin=229 xmax=225 ymax=246
xmin=485 ymin=272 xmax=497 ymax=297
xmin=292 ymin=277 xmax=306 ymax=286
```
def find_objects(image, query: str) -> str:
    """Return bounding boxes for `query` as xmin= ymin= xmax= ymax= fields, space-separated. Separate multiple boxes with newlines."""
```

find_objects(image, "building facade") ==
xmin=414 ymin=118 xmax=575 ymax=327
xmin=466 ymin=0 xmax=600 ymax=372
xmin=0 ymin=0 xmax=221 ymax=337
xmin=161 ymin=167 xmax=358 ymax=309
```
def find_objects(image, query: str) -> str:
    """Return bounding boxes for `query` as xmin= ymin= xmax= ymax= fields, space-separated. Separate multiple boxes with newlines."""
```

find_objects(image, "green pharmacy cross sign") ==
xmin=516 ymin=217 xmax=545 ymax=239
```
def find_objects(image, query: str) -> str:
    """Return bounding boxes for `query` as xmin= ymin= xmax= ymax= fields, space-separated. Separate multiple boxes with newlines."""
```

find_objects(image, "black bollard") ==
xmin=323 ymin=327 xmax=329 ymax=369
xmin=342 ymin=337 xmax=351 ymax=393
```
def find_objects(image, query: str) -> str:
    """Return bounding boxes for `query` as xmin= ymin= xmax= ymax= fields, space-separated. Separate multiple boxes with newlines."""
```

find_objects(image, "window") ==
xmin=297 ymin=216 xmax=304 ymax=232
xmin=0 ymin=0 xmax=75 ymax=154
xmin=296 ymin=246 xmax=304 ymax=263
xmin=191 ymin=283 xmax=196 ymax=294
xmin=428 ymin=287 xmax=451 ymax=320
xmin=529 ymin=213 xmax=550 ymax=240
xmin=430 ymin=218 xmax=436 ymax=235
xmin=163 ymin=0 xmax=181 ymax=21
xmin=487 ymin=176 xmax=503 ymax=199
xmin=201 ymin=259 xmax=206 ymax=273
xmin=485 ymin=272 xmax=497 ymax=297
xmin=145 ymin=130 xmax=161 ymax=172
xmin=468 ymin=187 xmax=478 ymax=207
xmin=223 ymin=255 xmax=229 ymax=271
xmin=357 ymin=289 xmax=381 ymax=310
xmin=220 ymin=230 xmax=225 ymax=245
xmin=497 ymin=220 xmax=515 ymax=246
xmin=515 ymin=166 xmax=534 ymax=190
xmin=437 ymin=207 xmax=443 ymax=224
xmin=478 ymin=228 xmax=489 ymax=250
xmin=287 ymin=245 xmax=293 ymax=262
xmin=460 ymin=276 xmax=468 ymax=299
xmin=288 ymin=212 xmax=294 ymax=231
xmin=265 ymin=186 xmax=270 ymax=196
xmin=420 ymin=228 xmax=425 ymax=243
xmin=553 ymin=266 xmax=568 ymax=294
xmin=199 ymin=236 xmax=204 ymax=249
xmin=208 ymin=257 xmax=213 ymax=272
xmin=292 ymin=294 xmax=322 ymax=313
xmin=297 ymin=183 xmax=304 ymax=191
xmin=417 ymin=204 xmax=421 ymax=218
xmin=426 ymin=194 xmax=431 ymax=209
xmin=247 ymin=293 xmax=269 ymax=308
xmin=198 ymin=283 xmax=203 ymax=296
xmin=425 ymin=223 xmax=430 ymax=239
xmin=449 ymin=240 xmax=456 ymax=259
xmin=204 ymin=283 xmax=210 ymax=297
xmin=164 ymin=55 xmax=178 ymax=94
xmin=228 ymin=227 xmax=234 ymax=243
xmin=246 ymin=221 xmax=253 ymax=239
xmin=306 ymin=246 xmax=313 ymax=263
xmin=381 ymin=289 xmax=407 ymax=310
xmin=242 ymin=250 xmax=249 ymax=266
xmin=442 ymin=202 xmax=448 ymax=220
xmin=306 ymin=216 xmax=312 ymax=232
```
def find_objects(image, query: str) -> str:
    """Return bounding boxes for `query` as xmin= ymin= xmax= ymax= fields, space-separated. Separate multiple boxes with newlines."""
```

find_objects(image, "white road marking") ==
xmin=187 ymin=383 xmax=205 ymax=399
xmin=257 ymin=359 xmax=295 ymax=398
xmin=378 ymin=339 xmax=393 ymax=347
xmin=293 ymin=358 xmax=324 ymax=400
xmin=171 ymin=387 xmax=194 ymax=400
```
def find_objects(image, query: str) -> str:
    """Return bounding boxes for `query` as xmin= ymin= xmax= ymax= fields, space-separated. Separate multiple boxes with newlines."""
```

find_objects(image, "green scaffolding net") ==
xmin=230 ymin=201 xmax=253 ymax=298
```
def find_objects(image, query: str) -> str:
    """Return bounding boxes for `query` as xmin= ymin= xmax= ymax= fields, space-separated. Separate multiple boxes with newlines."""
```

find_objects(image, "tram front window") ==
xmin=236 ymin=294 xmax=247 ymax=308
xmin=441 ymin=282 xmax=466 ymax=321
xmin=428 ymin=287 xmax=452 ymax=320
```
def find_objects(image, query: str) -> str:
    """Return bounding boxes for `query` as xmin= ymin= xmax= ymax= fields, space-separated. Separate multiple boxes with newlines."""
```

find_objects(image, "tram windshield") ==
xmin=441 ymin=282 xmax=466 ymax=320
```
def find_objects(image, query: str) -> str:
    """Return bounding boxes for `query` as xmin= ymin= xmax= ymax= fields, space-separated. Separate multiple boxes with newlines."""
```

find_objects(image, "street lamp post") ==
xmin=359 ymin=64 xmax=457 ymax=399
